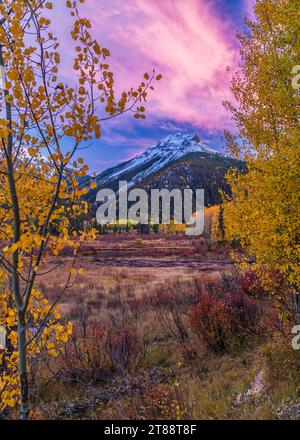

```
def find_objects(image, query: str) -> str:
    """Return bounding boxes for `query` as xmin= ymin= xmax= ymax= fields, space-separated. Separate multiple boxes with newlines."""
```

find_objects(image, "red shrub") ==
xmin=189 ymin=291 xmax=262 ymax=353
xmin=189 ymin=294 xmax=233 ymax=353
xmin=227 ymin=291 xmax=262 ymax=331
xmin=237 ymin=271 xmax=262 ymax=298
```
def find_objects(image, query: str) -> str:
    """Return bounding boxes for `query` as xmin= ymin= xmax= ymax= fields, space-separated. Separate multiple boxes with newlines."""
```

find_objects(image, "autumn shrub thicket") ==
xmin=17 ymin=268 xmax=285 ymax=419
xmin=59 ymin=312 xmax=144 ymax=381
xmin=189 ymin=290 xmax=263 ymax=354
xmin=56 ymin=271 xmax=275 ymax=386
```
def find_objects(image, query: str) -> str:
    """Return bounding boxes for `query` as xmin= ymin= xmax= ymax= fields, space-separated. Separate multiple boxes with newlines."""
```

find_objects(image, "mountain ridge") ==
xmin=94 ymin=133 xmax=229 ymax=187
xmin=86 ymin=133 xmax=245 ymax=206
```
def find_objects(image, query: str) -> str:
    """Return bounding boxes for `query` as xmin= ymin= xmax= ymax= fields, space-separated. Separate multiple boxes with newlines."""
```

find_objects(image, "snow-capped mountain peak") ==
xmin=146 ymin=132 xmax=221 ymax=157
xmin=95 ymin=133 xmax=225 ymax=187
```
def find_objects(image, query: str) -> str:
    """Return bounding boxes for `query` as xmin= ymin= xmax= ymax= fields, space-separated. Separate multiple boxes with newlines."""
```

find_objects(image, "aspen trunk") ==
xmin=0 ymin=45 xmax=30 ymax=420
xmin=18 ymin=311 xmax=29 ymax=420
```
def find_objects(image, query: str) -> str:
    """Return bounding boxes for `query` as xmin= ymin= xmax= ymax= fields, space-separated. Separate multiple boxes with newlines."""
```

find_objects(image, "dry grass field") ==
xmin=19 ymin=234 xmax=299 ymax=420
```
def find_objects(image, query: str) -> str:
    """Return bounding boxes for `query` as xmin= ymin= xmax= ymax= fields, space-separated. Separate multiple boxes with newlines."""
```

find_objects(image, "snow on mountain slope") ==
xmin=95 ymin=133 xmax=227 ymax=187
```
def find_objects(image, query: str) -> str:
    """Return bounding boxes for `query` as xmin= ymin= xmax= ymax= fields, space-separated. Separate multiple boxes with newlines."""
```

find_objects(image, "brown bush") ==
xmin=59 ymin=321 xmax=110 ymax=383
xmin=105 ymin=324 xmax=143 ymax=373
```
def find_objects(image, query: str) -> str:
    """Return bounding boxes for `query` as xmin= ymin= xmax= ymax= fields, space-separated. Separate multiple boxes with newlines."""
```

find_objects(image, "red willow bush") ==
xmin=236 ymin=269 xmax=294 ymax=332
xmin=188 ymin=291 xmax=263 ymax=353
xmin=237 ymin=271 xmax=262 ymax=298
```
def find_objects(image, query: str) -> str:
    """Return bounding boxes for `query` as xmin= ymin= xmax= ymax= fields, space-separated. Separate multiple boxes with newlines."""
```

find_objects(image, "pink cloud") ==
xmin=50 ymin=0 xmax=254 ymax=137
xmin=70 ymin=0 xmax=241 ymax=131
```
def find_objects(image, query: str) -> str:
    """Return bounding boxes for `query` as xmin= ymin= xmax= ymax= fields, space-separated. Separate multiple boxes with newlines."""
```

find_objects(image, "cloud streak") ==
xmin=76 ymin=0 xmax=240 ymax=131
